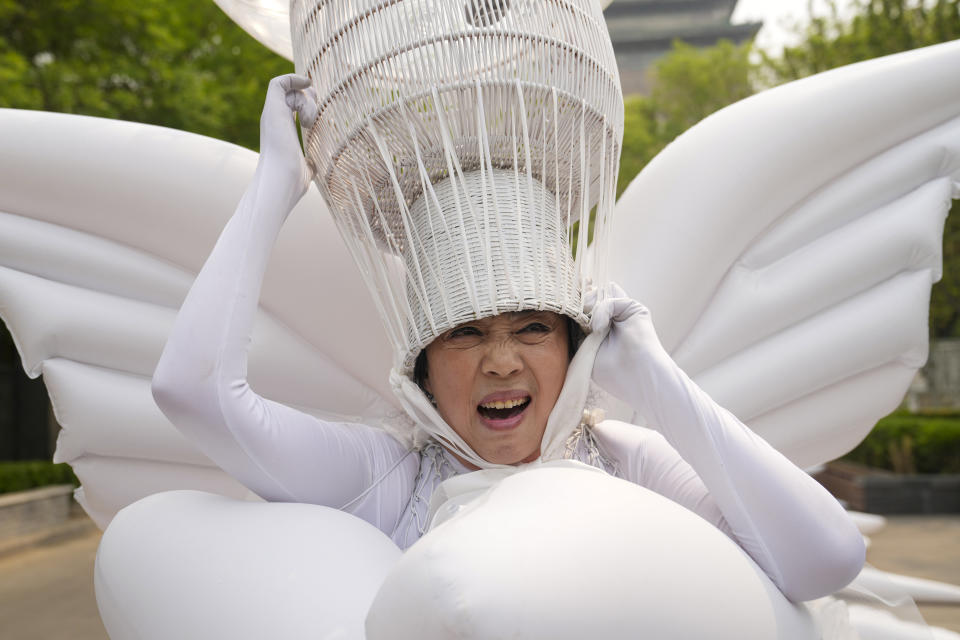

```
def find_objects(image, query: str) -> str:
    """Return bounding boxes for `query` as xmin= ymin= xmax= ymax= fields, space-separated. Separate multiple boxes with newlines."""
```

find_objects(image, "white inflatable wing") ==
xmin=0 ymin=109 xmax=395 ymax=527
xmin=611 ymin=41 xmax=960 ymax=468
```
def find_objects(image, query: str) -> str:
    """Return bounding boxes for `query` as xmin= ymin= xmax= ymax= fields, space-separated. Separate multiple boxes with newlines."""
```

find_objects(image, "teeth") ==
xmin=480 ymin=397 xmax=527 ymax=410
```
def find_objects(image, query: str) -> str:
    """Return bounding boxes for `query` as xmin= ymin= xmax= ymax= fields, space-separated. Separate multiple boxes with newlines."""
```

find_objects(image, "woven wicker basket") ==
xmin=291 ymin=0 xmax=622 ymax=367
xmin=290 ymin=0 xmax=623 ymax=460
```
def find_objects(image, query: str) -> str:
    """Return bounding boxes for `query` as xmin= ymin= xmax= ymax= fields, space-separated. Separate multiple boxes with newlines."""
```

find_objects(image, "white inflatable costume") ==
xmin=1 ymin=1 xmax=959 ymax=638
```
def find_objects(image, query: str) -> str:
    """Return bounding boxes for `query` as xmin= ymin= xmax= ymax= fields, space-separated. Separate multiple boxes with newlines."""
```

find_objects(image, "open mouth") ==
xmin=477 ymin=396 xmax=531 ymax=421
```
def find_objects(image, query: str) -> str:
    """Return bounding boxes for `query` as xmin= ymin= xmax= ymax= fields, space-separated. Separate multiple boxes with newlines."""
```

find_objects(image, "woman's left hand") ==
xmin=588 ymin=282 xmax=672 ymax=406
xmin=586 ymin=283 xmax=866 ymax=602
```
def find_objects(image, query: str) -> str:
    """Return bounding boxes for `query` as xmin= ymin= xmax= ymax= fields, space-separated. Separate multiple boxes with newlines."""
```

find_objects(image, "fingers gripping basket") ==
xmin=290 ymin=0 xmax=623 ymax=459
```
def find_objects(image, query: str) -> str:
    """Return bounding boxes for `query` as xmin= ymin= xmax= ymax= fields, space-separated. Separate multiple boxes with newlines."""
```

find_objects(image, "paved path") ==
xmin=0 ymin=529 xmax=107 ymax=640
xmin=865 ymin=516 xmax=960 ymax=633
xmin=0 ymin=515 xmax=957 ymax=638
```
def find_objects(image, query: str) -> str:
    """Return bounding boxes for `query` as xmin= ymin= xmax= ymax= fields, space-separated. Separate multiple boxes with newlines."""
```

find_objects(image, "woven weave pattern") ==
xmin=290 ymin=0 xmax=623 ymax=374
xmin=404 ymin=168 xmax=585 ymax=370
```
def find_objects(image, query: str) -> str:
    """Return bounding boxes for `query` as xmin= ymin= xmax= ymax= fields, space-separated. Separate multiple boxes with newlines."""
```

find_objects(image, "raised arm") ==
xmin=590 ymin=284 xmax=865 ymax=602
xmin=151 ymin=75 xmax=416 ymax=528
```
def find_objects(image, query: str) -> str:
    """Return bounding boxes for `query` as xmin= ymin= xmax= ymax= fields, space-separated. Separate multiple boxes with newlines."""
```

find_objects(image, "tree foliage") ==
xmin=617 ymin=40 xmax=754 ymax=196
xmin=842 ymin=410 xmax=960 ymax=473
xmin=762 ymin=0 xmax=960 ymax=83
xmin=0 ymin=0 xmax=291 ymax=150
xmin=932 ymin=200 xmax=960 ymax=337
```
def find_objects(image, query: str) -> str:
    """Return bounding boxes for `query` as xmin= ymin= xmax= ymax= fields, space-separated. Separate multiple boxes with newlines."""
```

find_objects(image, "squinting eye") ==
xmin=449 ymin=326 xmax=482 ymax=339
xmin=519 ymin=322 xmax=551 ymax=334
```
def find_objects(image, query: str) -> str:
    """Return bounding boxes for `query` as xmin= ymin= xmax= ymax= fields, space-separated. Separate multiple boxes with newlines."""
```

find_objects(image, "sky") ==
xmin=731 ymin=0 xmax=860 ymax=53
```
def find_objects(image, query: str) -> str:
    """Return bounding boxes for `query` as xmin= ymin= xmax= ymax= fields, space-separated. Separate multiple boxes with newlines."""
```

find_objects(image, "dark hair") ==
xmin=413 ymin=315 xmax=582 ymax=391
xmin=413 ymin=347 xmax=430 ymax=390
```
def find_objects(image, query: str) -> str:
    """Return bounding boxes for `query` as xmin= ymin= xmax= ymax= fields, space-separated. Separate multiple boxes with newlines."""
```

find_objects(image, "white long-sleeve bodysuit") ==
xmin=152 ymin=164 xmax=864 ymax=604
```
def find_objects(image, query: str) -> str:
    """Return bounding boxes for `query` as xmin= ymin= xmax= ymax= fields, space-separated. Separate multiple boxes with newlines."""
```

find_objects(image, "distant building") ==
xmin=604 ymin=0 xmax=762 ymax=95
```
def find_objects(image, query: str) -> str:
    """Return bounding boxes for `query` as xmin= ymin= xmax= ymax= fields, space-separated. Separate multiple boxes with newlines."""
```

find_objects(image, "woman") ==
xmin=152 ymin=74 xmax=865 ymax=605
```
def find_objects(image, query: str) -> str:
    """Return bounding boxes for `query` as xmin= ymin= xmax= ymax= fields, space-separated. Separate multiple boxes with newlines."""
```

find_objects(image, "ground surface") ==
xmin=0 ymin=528 xmax=106 ymax=640
xmin=0 ymin=515 xmax=958 ymax=638
xmin=864 ymin=516 xmax=960 ymax=633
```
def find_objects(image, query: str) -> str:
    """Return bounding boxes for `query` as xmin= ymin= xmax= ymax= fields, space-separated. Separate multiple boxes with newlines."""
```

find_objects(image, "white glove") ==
xmin=154 ymin=74 xmax=326 ymax=496
xmin=256 ymin=73 xmax=318 ymax=209
xmin=588 ymin=282 xmax=672 ymax=409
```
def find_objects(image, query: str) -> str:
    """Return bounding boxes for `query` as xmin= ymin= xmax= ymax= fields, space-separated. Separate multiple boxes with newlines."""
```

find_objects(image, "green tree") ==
xmin=761 ymin=0 xmax=960 ymax=83
xmin=617 ymin=40 xmax=754 ymax=196
xmin=0 ymin=0 xmax=291 ymax=150
xmin=617 ymin=95 xmax=658 ymax=197
xmin=932 ymin=202 xmax=960 ymax=337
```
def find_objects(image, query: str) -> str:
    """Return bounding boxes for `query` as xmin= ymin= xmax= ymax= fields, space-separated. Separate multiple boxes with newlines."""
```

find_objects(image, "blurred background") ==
xmin=0 ymin=0 xmax=958 ymax=637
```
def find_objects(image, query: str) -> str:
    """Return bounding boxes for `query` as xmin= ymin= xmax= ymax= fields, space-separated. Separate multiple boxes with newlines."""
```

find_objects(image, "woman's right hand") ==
xmin=258 ymin=73 xmax=318 ymax=204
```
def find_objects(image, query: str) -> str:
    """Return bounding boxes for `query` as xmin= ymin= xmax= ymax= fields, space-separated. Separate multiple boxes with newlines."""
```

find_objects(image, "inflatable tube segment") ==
xmin=95 ymin=490 xmax=401 ymax=640
xmin=0 ymin=108 xmax=395 ymax=527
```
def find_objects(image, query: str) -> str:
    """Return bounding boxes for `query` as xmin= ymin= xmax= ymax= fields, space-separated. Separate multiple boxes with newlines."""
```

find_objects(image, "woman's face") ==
xmin=423 ymin=311 xmax=570 ymax=466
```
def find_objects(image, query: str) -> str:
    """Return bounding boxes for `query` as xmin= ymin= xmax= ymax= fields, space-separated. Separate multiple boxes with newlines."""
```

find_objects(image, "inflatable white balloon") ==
xmin=96 ymin=469 xmax=822 ymax=640
xmin=95 ymin=490 xmax=401 ymax=640
xmin=367 ymin=466 xmax=818 ymax=640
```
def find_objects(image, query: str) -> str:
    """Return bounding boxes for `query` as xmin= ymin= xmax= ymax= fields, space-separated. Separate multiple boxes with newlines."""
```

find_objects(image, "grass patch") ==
xmin=841 ymin=411 xmax=960 ymax=474
xmin=0 ymin=461 xmax=78 ymax=494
